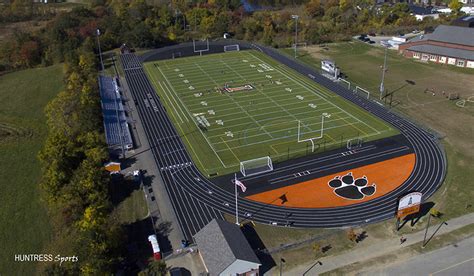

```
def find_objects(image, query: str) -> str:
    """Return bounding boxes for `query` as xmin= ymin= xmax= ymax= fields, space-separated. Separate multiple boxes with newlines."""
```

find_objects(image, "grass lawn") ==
xmin=144 ymin=50 xmax=398 ymax=177
xmin=228 ymin=42 xmax=473 ymax=273
xmin=280 ymin=42 xmax=474 ymax=219
xmin=0 ymin=65 xmax=64 ymax=275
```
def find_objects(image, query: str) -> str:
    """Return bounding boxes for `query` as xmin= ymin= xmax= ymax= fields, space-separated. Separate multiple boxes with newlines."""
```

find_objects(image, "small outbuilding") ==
xmin=194 ymin=219 xmax=261 ymax=276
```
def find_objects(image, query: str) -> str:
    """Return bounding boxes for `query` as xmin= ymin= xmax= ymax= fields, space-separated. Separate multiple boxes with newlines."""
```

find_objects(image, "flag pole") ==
xmin=234 ymin=173 xmax=239 ymax=225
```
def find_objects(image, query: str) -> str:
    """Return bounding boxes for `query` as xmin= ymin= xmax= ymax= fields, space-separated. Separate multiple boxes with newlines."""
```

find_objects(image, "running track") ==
xmin=120 ymin=43 xmax=446 ymax=242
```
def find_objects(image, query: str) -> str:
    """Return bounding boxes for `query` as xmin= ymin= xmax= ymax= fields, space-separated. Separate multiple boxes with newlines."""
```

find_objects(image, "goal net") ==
xmin=224 ymin=44 xmax=240 ymax=52
xmin=346 ymin=138 xmax=363 ymax=150
xmin=240 ymin=156 xmax=273 ymax=177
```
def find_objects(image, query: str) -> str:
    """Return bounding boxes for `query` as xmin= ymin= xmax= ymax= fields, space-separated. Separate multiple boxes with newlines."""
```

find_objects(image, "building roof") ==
xmin=194 ymin=219 xmax=261 ymax=275
xmin=98 ymin=76 xmax=133 ymax=149
xmin=408 ymin=44 xmax=474 ymax=60
xmin=410 ymin=25 xmax=474 ymax=46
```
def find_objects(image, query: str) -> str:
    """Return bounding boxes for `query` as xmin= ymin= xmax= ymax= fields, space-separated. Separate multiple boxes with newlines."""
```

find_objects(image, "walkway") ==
xmin=282 ymin=212 xmax=474 ymax=275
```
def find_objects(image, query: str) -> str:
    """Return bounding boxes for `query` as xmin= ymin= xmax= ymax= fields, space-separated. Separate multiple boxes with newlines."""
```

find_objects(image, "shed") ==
xmin=194 ymin=219 xmax=261 ymax=276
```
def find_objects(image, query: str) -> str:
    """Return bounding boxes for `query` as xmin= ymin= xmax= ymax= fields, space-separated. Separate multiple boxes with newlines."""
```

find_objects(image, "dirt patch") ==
xmin=305 ymin=45 xmax=331 ymax=61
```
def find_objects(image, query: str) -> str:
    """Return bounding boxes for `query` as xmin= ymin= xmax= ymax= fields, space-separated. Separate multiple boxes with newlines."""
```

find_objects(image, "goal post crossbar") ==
xmin=193 ymin=39 xmax=209 ymax=56
xmin=240 ymin=156 xmax=273 ymax=177
xmin=297 ymin=114 xmax=330 ymax=152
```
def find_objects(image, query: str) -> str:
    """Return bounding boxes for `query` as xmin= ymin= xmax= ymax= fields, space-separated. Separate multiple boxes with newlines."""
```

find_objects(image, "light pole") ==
xmin=379 ymin=46 xmax=388 ymax=100
xmin=96 ymin=29 xmax=104 ymax=71
xmin=291 ymin=15 xmax=299 ymax=58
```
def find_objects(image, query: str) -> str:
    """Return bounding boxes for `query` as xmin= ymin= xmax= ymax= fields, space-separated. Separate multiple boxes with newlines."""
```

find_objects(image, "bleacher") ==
xmin=98 ymin=75 xmax=133 ymax=151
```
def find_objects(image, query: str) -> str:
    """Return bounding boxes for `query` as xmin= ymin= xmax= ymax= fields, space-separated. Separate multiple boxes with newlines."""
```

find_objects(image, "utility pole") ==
xmin=291 ymin=15 xmax=299 ymax=58
xmin=234 ymin=174 xmax=239 ymax=225
xmin=380 ymin=46 xmax=388 ymax=100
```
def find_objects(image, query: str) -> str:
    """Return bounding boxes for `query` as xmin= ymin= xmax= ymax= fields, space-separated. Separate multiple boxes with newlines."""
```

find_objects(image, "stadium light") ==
xmin=291 ymin=15 xmax=299 ymax=58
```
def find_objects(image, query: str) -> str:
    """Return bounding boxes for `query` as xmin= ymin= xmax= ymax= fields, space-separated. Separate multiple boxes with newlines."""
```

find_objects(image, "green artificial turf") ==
xmin=144 ymin=50 xmax=398 ymax=177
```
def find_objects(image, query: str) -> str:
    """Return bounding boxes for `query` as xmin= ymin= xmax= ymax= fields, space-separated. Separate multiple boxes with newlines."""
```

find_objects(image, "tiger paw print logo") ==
xmin=328 ymin=172 xmax=376 ymax=200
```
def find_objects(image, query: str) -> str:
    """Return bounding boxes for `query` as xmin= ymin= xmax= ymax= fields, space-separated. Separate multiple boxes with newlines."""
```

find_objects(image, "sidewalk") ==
xmin=281 ymin=212 xmax=474 ymax=275
xmin=120 ymin=73 xmax=185 ymax=253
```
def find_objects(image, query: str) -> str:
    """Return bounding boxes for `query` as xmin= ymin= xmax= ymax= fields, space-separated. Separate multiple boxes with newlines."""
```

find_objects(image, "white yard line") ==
xmin=211 ymin=118 xmax=381 ymax=150
xmin=193 ymin=62 xmax=275 ymax=139
xmin=156 ymin=65 xmax=228 ymax=168
xmin=248 ymin=52 xmax=382 ymax=136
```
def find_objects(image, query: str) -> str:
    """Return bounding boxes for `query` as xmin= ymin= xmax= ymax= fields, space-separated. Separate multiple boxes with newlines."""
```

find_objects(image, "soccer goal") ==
xmin=240 ymin=156 xmax=273 ymax=177
xmin=355 ymin=86 xmax=370 ymax=99
xmin=338 ymin=78 xmax=351 ymax=90
xmin=347 ymin=138 xmax=363 ymax=150
xmin=224 ymin=44 xmax=240 ymax=52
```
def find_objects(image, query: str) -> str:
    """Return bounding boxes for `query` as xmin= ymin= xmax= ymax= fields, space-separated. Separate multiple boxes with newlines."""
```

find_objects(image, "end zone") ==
xmin=246 ymin=153 xmax=416 ymax=208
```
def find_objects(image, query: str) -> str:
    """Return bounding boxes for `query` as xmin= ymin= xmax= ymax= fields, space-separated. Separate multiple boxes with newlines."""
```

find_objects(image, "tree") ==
xmin=139 ymin=260 xmax=169 ymax=276
xmin=305 ymin=0 xmax=324 ymax=17
xmin=312 ymin=242 xmax=321 ymax=258
xmin=347 ymin=228 xmax=357 ymax=242
xmin=448 ymin=0 xmax=462 ymax=14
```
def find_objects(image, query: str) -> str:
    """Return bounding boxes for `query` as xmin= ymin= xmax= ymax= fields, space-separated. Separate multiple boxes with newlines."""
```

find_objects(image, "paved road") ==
xmin=281 ymin=212 xmax=474 ymax=275
xmin=119 ymin=40 xmax=446 ymax=241
xmin=361 ymin=236 xmax=474 ymax=276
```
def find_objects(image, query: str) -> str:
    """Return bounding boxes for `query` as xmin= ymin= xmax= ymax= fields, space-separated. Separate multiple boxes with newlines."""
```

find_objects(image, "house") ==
xmin=409 ymin=4 xmax=440 ymax=21
xmin=398 ymin=25 xmax=474 ymax=68
xmin=194 ymin=219 xmax=261 ymax=276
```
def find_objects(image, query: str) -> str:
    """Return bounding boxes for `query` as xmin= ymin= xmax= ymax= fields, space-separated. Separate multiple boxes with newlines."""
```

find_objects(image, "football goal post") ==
xmin=297 ymin=113 xmax=330 ymax=152
xmin=193 ymin=39 xmax=209 ymax=56
xmin=224 ymin=44 xmax=240 ymax=52
xmin=240 ymin=156 xmax=273 ymax=177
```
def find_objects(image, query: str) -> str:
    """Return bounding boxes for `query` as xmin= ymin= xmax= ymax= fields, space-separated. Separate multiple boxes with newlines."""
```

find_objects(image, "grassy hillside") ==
xmin=0 ymin=65 xmax=64 ymax=275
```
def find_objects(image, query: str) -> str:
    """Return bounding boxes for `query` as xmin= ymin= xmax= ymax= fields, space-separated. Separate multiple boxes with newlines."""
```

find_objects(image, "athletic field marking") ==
xmin=147 ymin=51 xmax=396 ymax=171
xmin=430 ymin=258 xmax=474 ymax=275
xmin=146 ymin=67 xmax=187 ymax=123
xmin=156 ymin=66 xmax=228 ymax=168
xmin=193 ymin=62 xmax=274 ymax=139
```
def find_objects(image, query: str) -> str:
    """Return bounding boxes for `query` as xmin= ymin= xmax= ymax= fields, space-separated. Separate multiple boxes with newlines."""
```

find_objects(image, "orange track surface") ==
xmin=246 ymin=153 xmax=416 ymax=208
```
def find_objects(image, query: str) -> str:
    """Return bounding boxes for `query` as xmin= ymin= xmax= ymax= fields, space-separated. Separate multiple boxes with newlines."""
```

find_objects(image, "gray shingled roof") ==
xmin=410 ymin=25 xmax=474 ymax=46
xmin=194 ymin=219 xmax=261 ymax=275
xmin=408 ymin=44 xmax=474 ymax=60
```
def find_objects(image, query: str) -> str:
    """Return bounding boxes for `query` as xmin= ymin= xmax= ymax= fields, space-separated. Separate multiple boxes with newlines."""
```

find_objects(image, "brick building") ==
xmin=398 ymin=25 xmax=474 ymax=68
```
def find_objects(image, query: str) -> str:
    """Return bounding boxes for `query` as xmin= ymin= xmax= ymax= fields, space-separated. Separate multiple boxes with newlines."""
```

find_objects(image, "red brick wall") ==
xmin=399 ymin=40 xmax=474 ymax=53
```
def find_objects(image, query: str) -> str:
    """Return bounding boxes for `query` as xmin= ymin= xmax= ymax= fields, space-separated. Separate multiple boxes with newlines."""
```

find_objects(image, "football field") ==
xmin=144 ymin=50 xmax=399 ymax=176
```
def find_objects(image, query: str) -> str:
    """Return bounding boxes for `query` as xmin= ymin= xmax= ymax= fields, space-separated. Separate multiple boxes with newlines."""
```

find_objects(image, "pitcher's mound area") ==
xmin=246 ymin=153 xmax=415 ymax=208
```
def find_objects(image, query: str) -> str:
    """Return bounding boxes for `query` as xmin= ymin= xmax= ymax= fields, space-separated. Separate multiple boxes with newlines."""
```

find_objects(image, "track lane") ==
xmin=120 ymin=44 xmax=446 ymax=239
